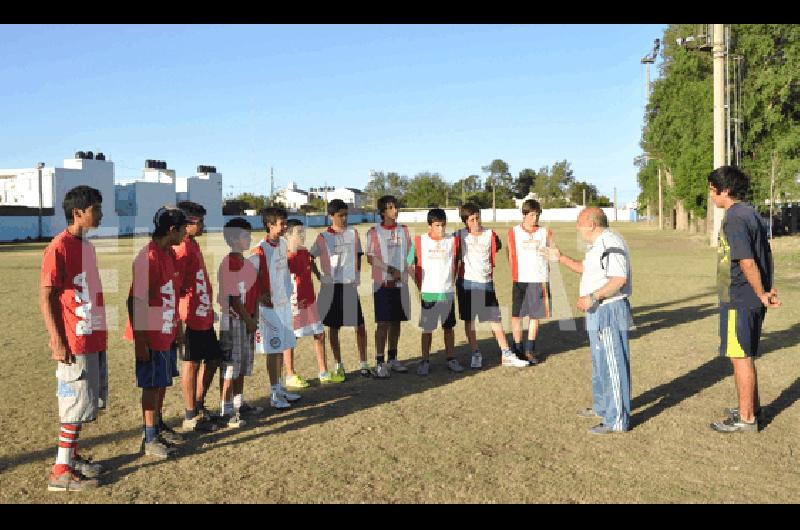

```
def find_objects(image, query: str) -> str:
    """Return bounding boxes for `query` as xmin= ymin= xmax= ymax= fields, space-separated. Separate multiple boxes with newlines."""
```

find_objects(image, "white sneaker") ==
xmin=470 ymin=351 xmax=483 ymax=369
xmin=417 ymin=361 xmax=430 ymax=376
xmin=388 ymin=358 xmax=408 ymax=373
xmin=502 ymin=352 xmax=529 ymax=367
xmin=375 ymin=363 xmax=391 ymax=378
xmin=270 ymin=392 xmax=291 ymax=409
xmin=447 ymin=358 xmax=465 ymax=373
xmin=279 ymin=385 xmax=301 ymax=402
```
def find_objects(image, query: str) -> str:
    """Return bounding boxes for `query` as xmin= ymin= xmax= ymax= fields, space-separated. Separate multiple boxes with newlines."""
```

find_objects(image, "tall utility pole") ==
xmin=37 ymin=162 xmax=45 ymax=240
xmin=269 ymin=166 xmax=274 ymax=206
xmin=613 ymin=187 xmax=618 ymax=221
xmin=658 ymin=166 xmax=663 ymax=230
xmin=582 ymin=187 xmax=587 ymax=207
xmin=770 ymin=151 xmax=777 ymax=239
xmin=641 ymin=38 xmax=660 ymax=228
xmin=710 ymin=23 xmax=726 ymax=247
xmin=491 ymin=178 xmax=496 ymax=222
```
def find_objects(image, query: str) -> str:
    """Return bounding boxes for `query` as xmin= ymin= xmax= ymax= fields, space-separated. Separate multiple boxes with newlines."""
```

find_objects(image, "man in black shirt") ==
xmin=708 ymin=166 xmax=781 ymax=433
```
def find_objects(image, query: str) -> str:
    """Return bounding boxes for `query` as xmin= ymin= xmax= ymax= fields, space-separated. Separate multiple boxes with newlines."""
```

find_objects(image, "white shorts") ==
xmin=220 ymin=317 xmax=254 ymax=380
xmin=255 ymin=304 xmax=296 ymax=355
xmin=56 ymin=351 xmax=107 ymax=423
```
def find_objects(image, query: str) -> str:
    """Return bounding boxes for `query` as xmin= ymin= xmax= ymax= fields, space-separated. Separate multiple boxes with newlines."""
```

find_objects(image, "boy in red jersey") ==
xmin=284 ymin=219 xmax=344 ymax=387
xmin=174 ymin=201 xmax=222 ymax=432
xmin=125 ymin=207 xmax=188 ymax=459
xmin=40 ymin=186 xmax=108 ymax=491
xmin=218 ymin=218 xmax=261 ymax=427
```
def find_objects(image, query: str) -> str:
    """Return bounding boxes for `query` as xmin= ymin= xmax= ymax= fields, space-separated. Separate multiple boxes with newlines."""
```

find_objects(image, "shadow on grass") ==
xmin=0 ymin=335 xmax=514 ymax=484
xmin=631 ymin=322 xmax=800 ymax=430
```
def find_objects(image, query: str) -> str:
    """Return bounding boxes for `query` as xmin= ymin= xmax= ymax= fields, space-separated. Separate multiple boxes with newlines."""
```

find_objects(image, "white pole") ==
xmin=37 ymin=163 xmax=44 ymax=240
xmin=658 ymin=166 xmax=663 ymax=230
xmin=711 ymin=23 xmax=726 ymax=247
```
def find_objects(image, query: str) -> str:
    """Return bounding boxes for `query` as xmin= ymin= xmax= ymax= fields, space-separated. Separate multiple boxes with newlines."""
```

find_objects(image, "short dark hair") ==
xmin=327 ymin=199 xmax=348 ymax=216
xmin=459 ymin=203 xmax=480 ymax=224
xmin=152 ymin=206 xmax=188 ymax=238
xmin=427 ymin=208 xmax=447 ymax=225
xmin=262 ymin=206 xmax=288 ymax=228
xmin=177 ymin=200 xmax=207 ymax=219
xmin=63 ymin=185 xmax=102 ymax=223
xmin=377 ymin=195 xmax=398 ymax=220
xmin=285 ymin=218 xmax=304 ymax=231
xmin=521 ymin=199 xmax=542 ymax=216
xmin=707 ymin=165 xmax=750 ymax=200
xmin=223 ymin=217 xmax=252 ymax=247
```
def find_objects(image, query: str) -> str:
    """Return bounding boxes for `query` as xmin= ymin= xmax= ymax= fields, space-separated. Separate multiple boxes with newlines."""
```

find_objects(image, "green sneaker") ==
xmin=333 ymin=365 xmax=347 ymax=382
xmin=285 ymin=374 xmax=311 ymax=389
xmin=319 ymin=371 xmax=342 ymax=384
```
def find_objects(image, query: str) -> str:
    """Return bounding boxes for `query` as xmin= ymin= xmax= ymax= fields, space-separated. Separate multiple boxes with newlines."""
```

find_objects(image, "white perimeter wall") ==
xmin=397 ymin=207 xmax=637 ymax=224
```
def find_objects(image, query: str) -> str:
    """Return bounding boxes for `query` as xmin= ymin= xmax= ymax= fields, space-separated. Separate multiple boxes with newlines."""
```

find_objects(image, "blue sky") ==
xmin=1 ymin=24 xmax=665 ymax=205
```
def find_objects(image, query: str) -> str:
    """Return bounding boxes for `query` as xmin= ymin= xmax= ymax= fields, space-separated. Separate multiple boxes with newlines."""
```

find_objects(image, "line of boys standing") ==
xmin=38 ymin=188 xmax=555 ymax=491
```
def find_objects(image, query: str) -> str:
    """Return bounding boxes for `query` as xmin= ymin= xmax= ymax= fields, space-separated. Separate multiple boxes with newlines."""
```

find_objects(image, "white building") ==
xmin=324 ymin=187 xmax=364 ymax=210
xmin=275 ymin=181 xmax=310 ymax=211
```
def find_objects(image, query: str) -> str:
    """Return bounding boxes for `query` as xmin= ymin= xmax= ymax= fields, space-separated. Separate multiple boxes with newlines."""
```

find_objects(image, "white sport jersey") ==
xmin=508 ymin=224 xmax=551 ymax=283
xmin=457 ymin=228 xmax=497 ymax=283
xmin=415 ymin=233 xmax=457 ymax=295
xmin=366 ymin=223 xmax=411 ymax=285
xmin=249 ymin=238 xmax=292 ymax=307
xmin=311 ymin=227 xmax=361 ymax=284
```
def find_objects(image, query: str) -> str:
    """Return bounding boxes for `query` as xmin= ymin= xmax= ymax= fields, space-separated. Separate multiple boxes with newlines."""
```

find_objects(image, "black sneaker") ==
xmin=710 ymin=415 xmax=759 ymax=433
xmin=524 ymin=351 xmax=540 ymax=366
xmin=158 ymin=421 xmax=186 ymax=443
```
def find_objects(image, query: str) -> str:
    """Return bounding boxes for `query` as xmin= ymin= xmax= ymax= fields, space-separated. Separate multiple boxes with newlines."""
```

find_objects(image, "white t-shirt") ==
xmin=416 ymin=233 xmax=457 ymax=295
xmin=366 ymin=223 xmax=411 ymax=285
xmin=579 ymin=230 xmax=633 ymax=298
xmin=508 ymin=224 xmax=551 ymax=283
xmin=310 ymin=227 xmax=362 ymax=284
xmin=457 ymin=228 xmax=498 ymax=284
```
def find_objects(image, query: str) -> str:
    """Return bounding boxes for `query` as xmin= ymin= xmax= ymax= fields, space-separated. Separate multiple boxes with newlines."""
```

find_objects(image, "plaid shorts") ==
xmin=220 ymin=316 xmax=255 ymax=380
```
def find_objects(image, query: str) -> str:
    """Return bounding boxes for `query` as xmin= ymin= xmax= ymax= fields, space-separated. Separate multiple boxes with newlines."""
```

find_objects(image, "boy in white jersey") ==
xmin=366 ymin=195 xmax=411 ymax=378
xmin=250 ymin=207 xmax=301 ymax=409
xmin=507 ymin=199 xmax=553 ymax=365
xmin=455 ymin=203 xmax=524 ymax=369
xmin=311 ymin=199 xmax=370 ymax=379
xmin=407 ymin=208 xmax=465 ymax=375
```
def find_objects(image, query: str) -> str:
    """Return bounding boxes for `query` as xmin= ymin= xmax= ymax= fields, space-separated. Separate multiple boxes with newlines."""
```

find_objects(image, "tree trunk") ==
xmin=675 ymin=200 xmax=689 ymax=231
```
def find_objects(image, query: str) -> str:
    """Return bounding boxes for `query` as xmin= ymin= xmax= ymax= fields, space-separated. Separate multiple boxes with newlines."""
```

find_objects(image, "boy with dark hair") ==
xmin=174 ymin=201 xmax=222 ymax=432
xmin=217 ymin=218 xmax=261 ymax=428
xmin=284 ymin=219 xmax=344 ymax=387
xmin=407 ymin=208 xmax=464 ymax=375
xmin=41 ymin=185 xmax=108 ymax=491
xmin=366 ymin=195 xmax=411 ymax=378
xmin=124 ymin=206 xmax=188 ymax=458
xmin=455 ymin=203 xmax=523 ymax=369
xmin=507 ymin=198 xmax=553 ymax=365
xmin=251 ymin=207 xmax=301 ymax=409
xmin=311 ymin=199 xmax=370 ymax=378
xmin=707 ymin=166 xmax=780 ymax=433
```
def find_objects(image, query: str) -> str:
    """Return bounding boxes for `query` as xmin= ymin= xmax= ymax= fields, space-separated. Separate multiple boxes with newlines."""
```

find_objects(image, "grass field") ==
xmin=1 ymin=222 xmax=798 ymax=503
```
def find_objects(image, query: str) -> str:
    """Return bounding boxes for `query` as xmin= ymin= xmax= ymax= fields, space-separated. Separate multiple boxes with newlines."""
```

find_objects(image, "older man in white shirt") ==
xmin=547 ymin=207 xmax=633 ymax=435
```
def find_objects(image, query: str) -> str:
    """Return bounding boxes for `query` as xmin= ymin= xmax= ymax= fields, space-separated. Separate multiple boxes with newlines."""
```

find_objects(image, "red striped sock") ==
xmin=53 ymin=422 xmax=81 ymax=476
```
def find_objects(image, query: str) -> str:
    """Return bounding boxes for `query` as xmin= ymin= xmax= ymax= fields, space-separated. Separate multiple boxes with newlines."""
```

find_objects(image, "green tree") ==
xmin=568 ymin=181 xmax=612 ymax=207
xmin=363 ymin=171 xmax=409 ymax=210
xmin=481 ymin=159 xmax=515 ymax=208
xmin=531 ymin=160 xmax=575 ymax=208
xmin=513 ymin=168 xmax=537 ymax=199
xmin=233 ymin=192 xmax=269 ymax=211
xmin=450 ymin=175 xmax=489 ymax=207
xmin=404 ymin=172 xmax=450 ymax=208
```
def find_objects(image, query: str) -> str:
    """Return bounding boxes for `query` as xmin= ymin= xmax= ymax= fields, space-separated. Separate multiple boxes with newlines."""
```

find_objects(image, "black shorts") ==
xmin=373 ymin=284 xmax=411 ymax=322
xmin=317 ymin=282 xmax=365 ymax=328
xmin=719 ymin=305 xmax=766 ymax=358
xmin=180 ymin=326 xmax=223 ymax=363
xmin=456 ymin=279 xmax=501 ymax=322
xmin=419 ymin=298 xmax=457 ymax=332
xmin=511 ymin=282 xmax=551 ymax=319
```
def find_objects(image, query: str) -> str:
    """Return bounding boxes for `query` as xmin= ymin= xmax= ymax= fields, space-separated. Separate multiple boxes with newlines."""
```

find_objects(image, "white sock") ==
xmin=233 ymin=394 xmax=243 ymax=409
xmin=360 ymin=361 xmax=369 ymax=369
xmin=336 ymin=362 xmax=344 ymax=370
xmin=319 ymin=370 xmax=329 ymax=378
xmin=220 ymin=401 xmax=233 ymax=416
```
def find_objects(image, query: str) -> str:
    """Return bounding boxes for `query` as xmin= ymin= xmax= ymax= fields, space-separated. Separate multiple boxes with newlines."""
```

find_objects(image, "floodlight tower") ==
xmin=641 ymin=39 xmax=662 ymax=229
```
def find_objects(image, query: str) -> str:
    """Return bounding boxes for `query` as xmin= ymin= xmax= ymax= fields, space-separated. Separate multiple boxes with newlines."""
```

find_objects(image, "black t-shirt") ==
xmin=717 ymin=202 xmax=773 ymax=309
